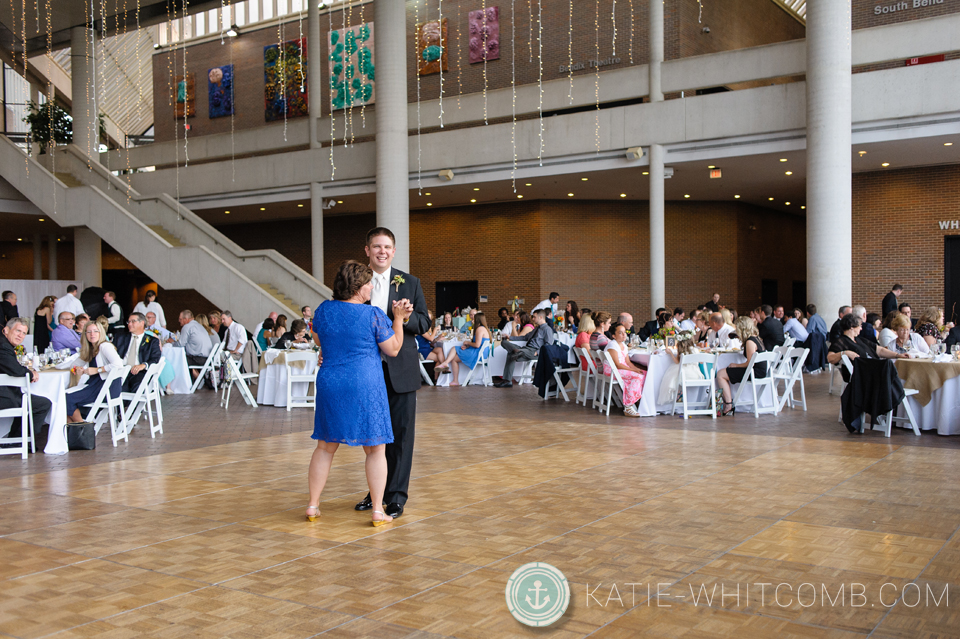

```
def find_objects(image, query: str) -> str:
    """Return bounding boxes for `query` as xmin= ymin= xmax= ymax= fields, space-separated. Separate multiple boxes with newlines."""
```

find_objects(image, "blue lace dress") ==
xmin=457 ymin=336 xmax=490 ymax=369
xmin=312 ymin=301 xmax=395 ymax=446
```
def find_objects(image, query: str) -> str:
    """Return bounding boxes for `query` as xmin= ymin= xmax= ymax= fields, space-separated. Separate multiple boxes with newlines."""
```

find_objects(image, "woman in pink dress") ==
xmin=603 ymin=324 xmax=647 ymax=417
xmin=574 ymin=314 xmax=596 ymax=371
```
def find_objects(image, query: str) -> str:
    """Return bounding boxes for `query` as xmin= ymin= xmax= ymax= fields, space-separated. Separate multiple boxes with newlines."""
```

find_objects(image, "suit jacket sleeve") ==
xmin=0 ymin=344 xmax=28 ymax=378
xmin=142 ymin=336 xmax=162 ymax=365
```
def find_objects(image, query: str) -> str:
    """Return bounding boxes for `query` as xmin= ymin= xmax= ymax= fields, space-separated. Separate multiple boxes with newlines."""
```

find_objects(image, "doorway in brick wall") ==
xmin=761 ymin=279 xmax=778 ymax=308
xmin=436 ymin=280 xmax=479 ymax=317
xmin=945 ymin=236 xmax=960 ymax=324
xmin=792 ymin=281 xmax=806 ymax=312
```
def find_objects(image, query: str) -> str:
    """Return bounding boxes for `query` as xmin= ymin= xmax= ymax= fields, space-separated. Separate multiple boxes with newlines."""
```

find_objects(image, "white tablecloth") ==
xmin=257 ymin=351 xmax=318 ymax=407
xmin=898 ymin=375 xmax=960 ymax=435
xmin=161 ymin=344 xmax=192 ymax=394
xmin=22 ymin=335 xmax=33 ymax=354
xmin=0 ymin=369 xmax=70 ymax=455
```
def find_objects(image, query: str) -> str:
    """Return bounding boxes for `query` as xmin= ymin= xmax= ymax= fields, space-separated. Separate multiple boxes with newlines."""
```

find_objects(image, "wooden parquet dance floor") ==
xmin=0 ymin=373 xmax=958 ymax=638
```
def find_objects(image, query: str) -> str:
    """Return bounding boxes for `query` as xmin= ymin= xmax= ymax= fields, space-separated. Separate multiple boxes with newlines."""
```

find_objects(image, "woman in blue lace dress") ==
xmin=306 ymin=260 xmax=412 ymax=526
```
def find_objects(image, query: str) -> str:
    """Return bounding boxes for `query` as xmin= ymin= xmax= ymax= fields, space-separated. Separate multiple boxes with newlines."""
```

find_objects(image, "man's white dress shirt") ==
xmin=226 ymin=321 xmax=248 ymax=353
xmin=708 ymin=324 xmax=733 ymax=347
xmin=53 ymin=293 xmax=84 ymax=322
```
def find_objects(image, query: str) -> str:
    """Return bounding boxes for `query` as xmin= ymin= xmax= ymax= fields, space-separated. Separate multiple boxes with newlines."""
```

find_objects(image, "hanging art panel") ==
xmin=417 ymin=18 xmax=448 ymax=75
xmin=264 ymin=38 xmax=309 ymax=122
xmin=328 ymin=22 xmax=375 ymax=111
xmin=174 ymin=73 xmax=195 ymax=118
xmin=208 ymin=64 xmax=234 ymax=118
xmin=468 ymin=6 xmax=499 ymax=63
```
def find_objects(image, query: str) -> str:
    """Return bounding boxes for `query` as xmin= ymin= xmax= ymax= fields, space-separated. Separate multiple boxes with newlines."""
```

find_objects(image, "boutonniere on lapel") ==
xmin=391 ymin=274 xmax=405 ymax=292
xmin=143 ymin=336 xmax=151 ymax=345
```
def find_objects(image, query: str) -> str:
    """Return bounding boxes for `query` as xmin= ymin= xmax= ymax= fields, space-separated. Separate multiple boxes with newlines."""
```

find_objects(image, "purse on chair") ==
xmin=67 ymin=422 xmax=96 ymax=450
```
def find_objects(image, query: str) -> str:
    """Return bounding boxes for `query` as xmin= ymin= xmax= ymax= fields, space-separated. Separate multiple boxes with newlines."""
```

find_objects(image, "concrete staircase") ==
xmin=1 ymin=136 xmax=331 ymax=328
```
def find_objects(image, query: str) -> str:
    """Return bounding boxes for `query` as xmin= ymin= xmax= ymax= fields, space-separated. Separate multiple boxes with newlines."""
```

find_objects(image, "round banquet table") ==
xmin=894 ymin=358 xmax=960 ymax=435
xmin=160 ymin=344 xmax=192 ymax=395
xmin=257 ymin=349 xmax=318 ymax=407
xmin=0 ymin=369 xmax=70 ymax=455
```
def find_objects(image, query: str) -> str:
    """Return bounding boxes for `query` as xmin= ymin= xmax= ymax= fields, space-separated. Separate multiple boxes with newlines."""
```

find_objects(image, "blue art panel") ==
xmin=208 ymin=65 xmax=234 ymax=119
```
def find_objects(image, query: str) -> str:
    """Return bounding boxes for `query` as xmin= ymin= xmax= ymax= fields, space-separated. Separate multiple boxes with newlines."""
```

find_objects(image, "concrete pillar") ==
xmin=374 ymin=0 xmax=410 ymax=271
xmin=33 ymin=234 xmax=42 ymax=279
xmin=70 ymin=27 xmax=98 ymax=161
xmin=74 ymin=227 xmax=102 ymax=288
xmin=649 ymin=0 xmax=663 ymax=102
xmin=806 ymin=0 xmax=851 ymax=318
xmin=308 ymin=0 xmax=322 ymax=150
xmin=649 ymin=144 xmax=665 ymax=317
xmin=310 ymin=182 xmax=324 ymax=282
xmin=48 ymin=234 xmax=57 ymax=280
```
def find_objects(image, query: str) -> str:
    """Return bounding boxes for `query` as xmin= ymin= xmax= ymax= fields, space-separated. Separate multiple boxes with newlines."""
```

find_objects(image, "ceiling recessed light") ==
xmin=224 ymin=210 xmax=230 ymax=214
xmin=581 ymin=177 xmax=588 ymax=181
xmin=858 ymin=150 xmax=867 ymax=156
xmin=882 ymin=162 xmax=890 ymax=167
xmin=260 ymin=207 xmax=266 ymax=211
xmin=517 ymin=194 xmax=524 ymax=198
xmin=470 ymin=198 xmax=477 ymax=203
xmin=620 ymin=193 xmax=626 ymax=198
xmin=525 ymin=183 xmax=532 ymax=186
xmin=707 ymin=165 xmax=716 ymax=169
xmin=945 ymin=142 xmax=954 ymax=146
xmin=567 ymin=193 xmax=574 ymax=197
xmin=768 ymin=197 xmax=774 ymax=201
xmin=785 ymin=202 xmax=791 ymax=205
xmin=17 ymin=238 xmax=21 ymax=241
xmin=425 ymin=192 xmax=431 ymax=195
xmin=642 ymin=171 xmax=649 ymax=175
xmin=337 ymin=200 xmax=343 ymax=204
xmin=779 ymin=158 xmax=787 ymax=162
xmin=473 ymin=187 xmax=480 ymax=191
xmin=801 ymin=205 xmax=806 ymax=209
xmin=38 ymin=218 xmax=44 ymax=222
xmin=734 ymin=195 xmax=740 ymax=199
xmin=684 ymin=194 xmax=691 ymax=198
xmin=298 ymin=203 xmax=304 ymax=207
xmin=785 ymin=171 xmax=793 ymax=175
xmin=426 ymin=203 xmax=432 ymax=206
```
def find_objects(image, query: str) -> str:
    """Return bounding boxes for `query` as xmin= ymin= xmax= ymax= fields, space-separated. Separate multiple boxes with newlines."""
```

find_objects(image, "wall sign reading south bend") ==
xmin=875 ymin=0 xmax=947 ymax=16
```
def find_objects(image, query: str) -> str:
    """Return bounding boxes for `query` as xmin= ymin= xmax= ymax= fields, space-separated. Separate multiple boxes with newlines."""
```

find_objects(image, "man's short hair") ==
xmin=892 ymin=284 xmax=903 ymax=292
xmin=655 ymin=307 xmax=666 ymax=315
xmin=221 ymin=310 xmax=233 ymax=319
xmin=898 ymin=302 xmax=911 ymax=312
xmin=852 ymin=305 xmax=866 ymax=319
xmin=129 ymin=312 xmax=146 ymax=324
xmin=774 ymin=305 xmax=784 ymax=312
xmin=549 ymin=292 xmax=559 ymax=301
xmin=365 ymin=227 xmax=396 ymax=246
xmin=76 ymin=314 xmax=89 ymax=322
xmin=618 ymin=313 xmax=632 ymax=323
xmin=105 ymin=291 xmax=116 ymax=300
xmin=839 ymin=313 xmax=862 ymax=332
xmin=5 ymin=317 xmax=28 ymax=330
xmin=66 ymin=284 xmax=78 ymax=294
xmin=673 ymin=307 xmax=683 ymax=316
xmin=760 ymin=304 xmax=773 ymax=316
xmin=532 ymin=309 xmax=547 ymax=320
xmin=839 ymin=305 xmax=851 ymax=315
xmin=57 ymin=311 xmax=74 ymax=322
xmin=806 ymin=304 xmax=818 ymax=315
xmin=181 ymin=309 xmax=194 ymax=319
xmin=2 ymin=291 xmax=14 ymax=301
xmin=301 ymin=306 xmax=310 ymax=314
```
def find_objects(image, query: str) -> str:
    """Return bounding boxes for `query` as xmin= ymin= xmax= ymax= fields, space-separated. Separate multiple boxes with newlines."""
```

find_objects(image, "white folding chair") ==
xmin=774 ymin=348 xmax=809 ymax=412
xmin=542 ymin=352 xmax=580 ymax=402
xmin=591 ymin=349 xmax=608 ymax=410
xmin=121 ymin=359 xmax=165 ymax=436
xmin=418 ymin=353 xmax=434 ymax=386
xmin=877 ymin=389 xmax=921 ymax=437
xmin=144 ymin=359 xmax=166 ymax=438
xmin=671 ymin=353 xmax=718 ymax=419
xmin=189 ymin=341 xmax=224 ymax=393
xmin=462 ymin=342 xmax=494 ymax=387
xmin=79 ymin=365 xmax=131 ymax=447
xmin=782 ymin=336 xmax=796 ymax=350
xmin=828 ymin=362 xmax=846 ymax=395
xmin=731 ymin=351 xmax=780 ymax=418
xmin=836 ymin=354 xmax=865 ymax=425
xmin=0 ymin=373 xmax=35 ymax=459
xmin=251 ymin=338 xmax=264 ymax=357
xmin=515 ymin=358 xmax=536 ymax=385
xmin=221 ymin=354 xmax=259 ymax=409
xmin=284 ymin=351 xmax=317 ymax=411
xmin=574 ymin=347 xmax=598 ymax=406
xmin=597 ymin=350 xmax=626 ymax=416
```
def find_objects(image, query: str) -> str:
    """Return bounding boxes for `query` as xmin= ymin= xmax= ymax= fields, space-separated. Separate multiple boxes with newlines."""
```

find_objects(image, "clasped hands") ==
xmin=392 ymin=298 xmax=414 ymax=321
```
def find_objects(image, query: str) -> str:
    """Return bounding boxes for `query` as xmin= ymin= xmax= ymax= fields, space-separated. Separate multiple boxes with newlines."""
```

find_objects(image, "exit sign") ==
xmin=906 ymin=54 xmax=945 ymax=66
xmin=709 ymin=168 xmax=722 ymax=179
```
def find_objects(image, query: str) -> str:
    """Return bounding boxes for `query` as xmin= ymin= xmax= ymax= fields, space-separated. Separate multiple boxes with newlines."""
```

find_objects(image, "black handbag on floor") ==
xmin=67 ymin=422 xmax=96 ymax=450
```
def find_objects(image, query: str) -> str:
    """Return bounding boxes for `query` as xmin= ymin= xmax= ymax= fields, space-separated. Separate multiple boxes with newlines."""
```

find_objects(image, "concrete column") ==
xmin=70 ymin=26 xmax=98 ymax=161
xmin=806 ymin=0 xmax=851 ymax=318
xmin=649 ymin=144 xmax=665 ymax=317
xmin=74 ymin=227 xmax=102 ymax=288
xmin=48 ymin=234 xmax=57 ymax=280
xmin=33 ymin=234 xmax=42 ymax=279
xmin=649 ymin=0 xmax=663 ymax=102
xmin=374 ymin=0 xmax=410 ymax=271
xmin=308 ymin=0 xmax=322 ymax=150
xmin=310 ymin=182 xmax=324 ymax=282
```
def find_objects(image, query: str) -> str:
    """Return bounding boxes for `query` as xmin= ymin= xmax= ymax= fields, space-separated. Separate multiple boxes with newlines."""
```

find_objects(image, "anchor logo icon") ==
xmin=525 ymin=580 xmax=551 ymax=610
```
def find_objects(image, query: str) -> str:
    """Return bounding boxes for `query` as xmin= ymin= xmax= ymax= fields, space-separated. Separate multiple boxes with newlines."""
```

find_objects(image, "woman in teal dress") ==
xmin=435 ymin=312 xmax=490 ymax=386
xmin=306 ymin=260 xmax=412 ymax=526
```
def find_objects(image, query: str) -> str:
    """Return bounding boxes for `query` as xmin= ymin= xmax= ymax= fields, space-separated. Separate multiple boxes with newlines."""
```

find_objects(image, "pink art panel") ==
xmin=468 ymin=6 xmax=499 ymax=64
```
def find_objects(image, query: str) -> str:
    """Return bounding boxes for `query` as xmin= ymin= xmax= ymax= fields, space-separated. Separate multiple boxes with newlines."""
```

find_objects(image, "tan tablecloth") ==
xmin=894 ymin=359 xmax=960 ymax=406
xmin=259 ymin=349 xmax=314 ymax=372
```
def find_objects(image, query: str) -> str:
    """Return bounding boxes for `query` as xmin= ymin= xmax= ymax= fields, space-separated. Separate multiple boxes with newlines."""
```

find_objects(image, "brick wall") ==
xmin=852 ymin=0 xmax=960 ymax=31
xmin=853 ymin=164 xmax=960 ymax=317
xmin=0 ymin=241 xmax=74 ymax=280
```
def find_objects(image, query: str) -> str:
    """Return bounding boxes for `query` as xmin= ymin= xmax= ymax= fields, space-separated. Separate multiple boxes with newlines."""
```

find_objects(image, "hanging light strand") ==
xmin=567 ymin=0 xmax=573 ymax=104
xmin=182 ymin=0 xmax=190 ymax=167
xmin=279 ymin=14 xmax=288 ymax=143
xmin=230 ymin=14 xmax=235 ymax=182
xmin=456 ymin=0 xmax=462 ymax=110
xmin=415 ymin=0 xmax=422 ymax=194
xmin=594 ymin=0 xmax=600 ymax=154
xmin=698 ymin=0 xmax=703 ymax=23
xmin=612 ymin=0 xmax=617 ymax=56
xmin=629 ymin=0 xmax=634 ymax=63
xmin=527 ymin=0 xmax=532 ymax=63
xmin=345 ymin=0 xmax=353 ymax=145
xmin=438 ymin=0 xmax=443 ymax=128
xmin=537 ymin=0 xmax=543 ymax=165
xmin=328 ymin=4 xmax=335 ymax=179
xmin=481 ymin=0 xmax=487 ymax=124
xmin=510 ymin=0 xmax=516 ymax=191
xmin=358 ymin=0 xmax=366 ymax=127
xmin=45 ymin=0 xmax=54 ymax=213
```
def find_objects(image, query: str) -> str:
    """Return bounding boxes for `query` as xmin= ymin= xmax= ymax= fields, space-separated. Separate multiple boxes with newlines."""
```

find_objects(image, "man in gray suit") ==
xmin=496 ymin=309 xmax=554 ymax=387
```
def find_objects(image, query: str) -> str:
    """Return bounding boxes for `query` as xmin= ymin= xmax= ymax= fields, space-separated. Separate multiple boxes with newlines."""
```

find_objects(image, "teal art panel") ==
xmin=328 ymin=22 xmax=375 ymax=111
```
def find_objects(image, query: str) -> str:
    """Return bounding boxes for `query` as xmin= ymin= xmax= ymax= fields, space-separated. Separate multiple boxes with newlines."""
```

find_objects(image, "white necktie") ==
xmin=127 ymin=335 xmax=139 ymax=365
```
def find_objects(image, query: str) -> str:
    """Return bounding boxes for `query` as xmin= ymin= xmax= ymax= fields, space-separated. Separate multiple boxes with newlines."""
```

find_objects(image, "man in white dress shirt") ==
xmin=533 ymin=293 xmax=560 ymax=318
xmin=174 ymin=310 xmax=214 ymax=385
xmin=53 ymin=285 xmax=84 ymax=322
xmin=707 ymin=313 xmax=733 ymax=347
xmin=221 ymin=310 xmax=248 ymax=358
xmin=104 ymin=291 xmax=124 ymax=335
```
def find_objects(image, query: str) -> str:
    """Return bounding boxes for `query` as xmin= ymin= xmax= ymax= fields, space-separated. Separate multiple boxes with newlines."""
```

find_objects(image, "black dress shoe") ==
xmin=355 ymin=497 xmax=373 ymax=511
xmin=384 ymin=502 xmax=404 ymax=518
xmin=495 ymin=381 xmax=513 ymax=388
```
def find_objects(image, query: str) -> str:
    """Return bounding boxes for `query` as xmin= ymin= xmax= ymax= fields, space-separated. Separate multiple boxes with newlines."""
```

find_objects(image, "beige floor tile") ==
xmin=41 ymin=586 xmax=354 ymax=639
xmin=108 ymin=524 xmax=337 ymax=583
xmin=0 ymin=484 xmax=41 ymax=504
xmin=68 ymin=475 xmax=238 ymax=506
xmin=141 ymin=485 xmax=308 ymax=522
xmin=112 ymin=450 xmax=245 ymax=474
xmin=731 ymin=521 xmax=943 ymax=579
xmin=255 ymin=460 xmax=368 ymax=498
xmin=777 ymin=439 xmax=899 ymax=458
xmin=0 ymin=538 xmax=89 ymax=581
xmin=870 ymin=579 xmax=959 ymax=639
xmin=0 ymin=559 xmax=203 ymax=638
xmin=172 ymin=458 xmax=306 ymax=485
xmin=787 ymin=495 xmax=960 ymax=539
xmin=7 ymin=508 xmax=225 ymax=557
xmin=0 ymin=466 xmax=156 ymax=494
xmin=318 ymin=617 xmax=447 ymax=639
xmin=921 ymin=534 xmax=960 ymax=584
xmin=0 ymin=494 xmax=128 ymax=535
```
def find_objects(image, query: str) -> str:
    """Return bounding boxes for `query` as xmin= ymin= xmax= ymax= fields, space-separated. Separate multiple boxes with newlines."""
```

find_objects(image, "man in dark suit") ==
xmin=882 ymin=285 xmax=902 ymax=319
xmin=354 ymin=228 xmax=430 ymax=520
xmin=756 ymin=304 xmax=786 ymax=351
xmin=828 ymin=305 xmax=851 ymax=344
xmin=112 ymin=313 xmax=162 ymax=393
xmin=0 ymin=318 xmax=51 ymax=442
xmin=704 ymin=294 xmax=720 ymax=313
xmin=1 ymin=292 xmax=19 ymax=326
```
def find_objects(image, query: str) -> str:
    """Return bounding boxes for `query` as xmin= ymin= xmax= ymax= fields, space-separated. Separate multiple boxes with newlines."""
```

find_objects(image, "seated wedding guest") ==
xmin=436 ymin=312 xmax=491 ymax=386
xmin=693 ymin=311 xmax=711 ymax=343
xmin=196 ymin=314 xmax=220 ymax=344
xmin=579 ymin=307 xmax=592 ymax=321
xmin=175 ymin=310 xmax=214 ymax=381
xmin=145 ymin=311 xmax=174 ymax=341
xmin=497 ymin=309 xmax=553 ymax=387
xmin=946 ymin=323 xmax=960 ymax=349
xmin=415 ymin=311 xmax=441 ymax=362
xmin=74 ymin=313 xmax=90 ymax=334
xmin=604 ymin=323 xmax=648 ymax=417
xmin=680 ymin=310 xmax=697 ymax=332
xmin=773 ymin=305 xmax=786 ymax=323
xmin=881 ymin=313 xmax=929 ymax=354
xmin=756 ymin=305 xmax=786 ymax=351
xmin=853 ymin=306 xmax=877 ymax=345
xmin=705 ymin=293 xmax=720 ymax=313
xmin=53 ymin=285 xmax=85 ymax=322
xmin=133 ymin=290 xmax=167 ymax=329
xmin=113 ymin=313 xmax=162 ymax=393
xmin=1 ymin=291 xmax=18 ymax=325
xmin=657 ymin=338 xmax=704 ymax=406
xmin=459 ymin=309 xmax=478 ymax=334
xmin=606 ymin=321 xmax=622 ymax=340
xmin=878 ymin=311 xmax=899 ymax=349
xmin=782 ymin=310 xmax=809 ymax=344
xmin=673 ymin=308 xmax=685 ymax=325
xmin=716 ymin=316 xmax=768 ymax=416
xmin=33 ymin=296 xmax=56 ymax=352
xmin=103 ymin=291 xmax=124 ymax=336
xmin=575 ymin=314 xmax=596 ymax=370
xmin=898 ymin=302 xmax=914 ymax=328
xmin=276 ymin=319 xmax=310 ymax=349
xmin=564 ymin=301 xmax=580 ymax=332
xmin=805 ymin=304 xmax=828 ymax=336
xmin=915 ymin=306 xmax=952 ymax=347
xmin=497 ymin=307 xmax=510 ymax=331
xmin=440 ymin=311 xmax=454 ymax=331
xmin=827 ymin=314 xmax=909 ymax=380
xmin=590 ymin=312 xmax=612 ymax=351
xmin=256 ymin=319 xmax=276 ymax=352
xmin=792 ymin=308 xmax=808 ymax=328
xmin=60 ymin=320 xmax=123 ymax=424
xmin=301 ymin=306 xmax=314 ymax=335
xmin=720 ymin=307 xmax=735 ymax=329
xmin=51 ymin=312 xmax=81 ymax=352
xmin=515 ymin=311 xmax=535 ymax=337
xmin=707 ymin=312 xmax=733 ymax=347
xmin=275 ymin=314 xmax=288 ymax=340
xmin=867 ymin=313 xmax=882 ymax=336
xmin=618 ymin=313 xmax=634 ymax=336
xmin=221 ymin=311 xmax=248 ymax=358
xmin=1 ymin=317 xmax=51 ymax=439
xmin=208 ymin=310 xmax=227 ymax=341
xmin=254 ymin=312 xmax=278 ymax=339
xmin=640 ymin=308 xmax=665 ymax=340
xmin=829 ymin=305 xmax=852 ymax=343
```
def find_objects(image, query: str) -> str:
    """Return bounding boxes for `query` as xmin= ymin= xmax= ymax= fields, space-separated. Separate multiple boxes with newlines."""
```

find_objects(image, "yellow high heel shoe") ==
xmin=305 ymin=505 xmax=320 ymax=522
xmin=371 ymin=510 xmax=393 ymax=527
